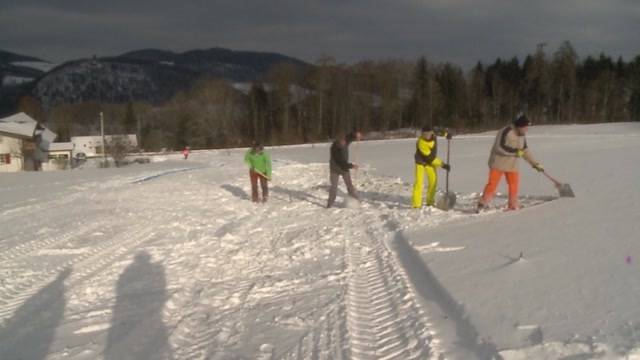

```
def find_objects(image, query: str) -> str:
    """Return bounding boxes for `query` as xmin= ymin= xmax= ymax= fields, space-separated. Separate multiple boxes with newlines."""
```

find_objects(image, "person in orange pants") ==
xmin=477 ymin=115 xmax=544 ymax=212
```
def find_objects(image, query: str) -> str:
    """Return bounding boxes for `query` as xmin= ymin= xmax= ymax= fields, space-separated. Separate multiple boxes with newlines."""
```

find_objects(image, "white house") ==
xmin=0 ymin=112 xmax=56 ymax=172
xmin=0 ymin=133 xmax=22 ymax=172
xmin=42 ymin=142 xmax=74 ymax=171
xmin=71 ymin=134 xmax=138 ymax=158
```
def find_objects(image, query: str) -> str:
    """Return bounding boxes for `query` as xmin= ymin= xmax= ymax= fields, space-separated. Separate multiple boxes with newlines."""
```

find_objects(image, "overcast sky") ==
xmin=1 ymin=0 xmax=638 ymax=67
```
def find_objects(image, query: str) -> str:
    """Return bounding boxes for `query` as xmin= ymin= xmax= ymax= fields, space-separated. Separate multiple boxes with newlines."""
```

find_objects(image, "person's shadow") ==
xmin=271 ymin=185 xmax=325 ymax=207
xmin=104 ymin=251 xmax=173 ymax=360
xmin=221 ymin=184 xmax=250 ymax=200
xmin=0 ymin=268 xmax=71 ymax=360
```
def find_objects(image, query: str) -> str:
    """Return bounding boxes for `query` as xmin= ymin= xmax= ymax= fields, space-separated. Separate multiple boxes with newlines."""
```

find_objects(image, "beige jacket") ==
xmin=488 ymin=126 xmax=537 ymax=172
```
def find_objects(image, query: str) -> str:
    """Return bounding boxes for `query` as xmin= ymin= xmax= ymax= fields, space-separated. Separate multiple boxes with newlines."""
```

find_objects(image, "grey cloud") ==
xmin=0 ymin=0 xmax=637 ymax=67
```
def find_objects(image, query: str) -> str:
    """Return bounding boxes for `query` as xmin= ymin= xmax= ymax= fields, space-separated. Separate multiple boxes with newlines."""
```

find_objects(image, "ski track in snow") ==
xmin=343 ymin=223 xmax=440 ymax=359
xmin=0 ymin=157 xmax=558 ymax=360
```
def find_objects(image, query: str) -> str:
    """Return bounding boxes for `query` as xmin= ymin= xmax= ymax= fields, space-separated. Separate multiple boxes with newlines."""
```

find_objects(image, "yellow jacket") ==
xmin=414 ymin=137 xmax=443 ymax=167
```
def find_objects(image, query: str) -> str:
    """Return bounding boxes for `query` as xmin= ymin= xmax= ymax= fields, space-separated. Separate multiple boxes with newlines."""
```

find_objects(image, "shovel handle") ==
xmin=542 ymin=171 xmax=561 ymax=187
xmin=445 ymin=138 xmax=451 ymax=193
xmin=253 ymin=169 xmax=271 ymax=181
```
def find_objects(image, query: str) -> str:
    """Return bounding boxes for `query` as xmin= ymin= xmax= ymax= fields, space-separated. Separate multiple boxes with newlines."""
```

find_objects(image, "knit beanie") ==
xmin=513 ymin=115 xmax=530 ymax=128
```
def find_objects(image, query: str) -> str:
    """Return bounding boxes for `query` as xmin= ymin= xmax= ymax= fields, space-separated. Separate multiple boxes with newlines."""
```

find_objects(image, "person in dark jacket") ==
xmin=327 ymin=131 xmax=362 ymax=208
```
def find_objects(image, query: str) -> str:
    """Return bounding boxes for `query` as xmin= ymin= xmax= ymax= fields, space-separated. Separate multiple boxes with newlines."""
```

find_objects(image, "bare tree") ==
xmin=107 ymin=135 xmax=132 ymax=167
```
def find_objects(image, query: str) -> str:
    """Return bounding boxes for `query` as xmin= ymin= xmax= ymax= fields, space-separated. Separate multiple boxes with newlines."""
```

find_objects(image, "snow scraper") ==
xmin=436 ymin=136 xmax=457 ymax=210
xmin=543 ymin=171 xmax=575 ymax=198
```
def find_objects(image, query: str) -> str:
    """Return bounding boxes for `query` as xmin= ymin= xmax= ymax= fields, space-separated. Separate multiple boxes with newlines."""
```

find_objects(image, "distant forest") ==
xmin=17 ymin=41 xmax=640 ymax=151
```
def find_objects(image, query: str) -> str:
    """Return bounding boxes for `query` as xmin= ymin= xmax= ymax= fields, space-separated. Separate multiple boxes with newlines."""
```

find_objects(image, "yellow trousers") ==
xmin=412 ymin=164 xmax=437 ymax=208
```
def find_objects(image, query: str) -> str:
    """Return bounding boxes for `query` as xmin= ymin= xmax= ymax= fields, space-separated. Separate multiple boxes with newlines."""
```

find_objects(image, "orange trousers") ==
xmin=480 ymin=169 xmax=520 ymax=209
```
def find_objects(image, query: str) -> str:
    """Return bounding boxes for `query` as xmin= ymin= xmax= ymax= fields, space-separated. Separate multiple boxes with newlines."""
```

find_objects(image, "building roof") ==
xmin=0 ymin=112 xmax=57 ymax=149
xmin=0 ymin=112 xmax=38 ymax=138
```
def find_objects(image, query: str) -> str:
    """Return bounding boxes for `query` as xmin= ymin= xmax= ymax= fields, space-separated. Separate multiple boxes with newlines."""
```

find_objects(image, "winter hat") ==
xmin=514 ymin=115 xmax=530 ymax=128
xmin=421 ymin=125 xmax=433 ymax=133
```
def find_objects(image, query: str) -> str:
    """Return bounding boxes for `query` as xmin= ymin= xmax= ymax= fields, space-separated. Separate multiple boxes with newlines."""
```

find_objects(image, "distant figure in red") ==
xmin=183 ymin=146 xmax=190 ymax=160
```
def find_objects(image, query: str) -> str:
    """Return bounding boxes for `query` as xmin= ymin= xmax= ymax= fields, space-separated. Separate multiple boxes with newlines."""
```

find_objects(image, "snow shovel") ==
xmin=543 ymin=171 xmax=575 ymax=198
xmin=251 ymin=169 xmax=271 ymax=181
xmin=253 ymin=169 xmax=271 ymax=181
xmin=436 ymin=137 xmax=457 ymax=210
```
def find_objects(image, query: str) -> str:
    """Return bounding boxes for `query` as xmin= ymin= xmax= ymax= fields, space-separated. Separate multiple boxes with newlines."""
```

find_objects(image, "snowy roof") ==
xmin=0 ymin=112 xmax=38 ymax=138
xmin=48 ymin=142 xmax=74 ymax=151
xmin=0 ymin=112 xmax=58 ymax=149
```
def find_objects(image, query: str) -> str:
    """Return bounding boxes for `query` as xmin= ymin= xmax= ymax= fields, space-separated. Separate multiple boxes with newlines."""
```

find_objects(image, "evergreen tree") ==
xmin=122 ymin=102 xmax=137 ymax=134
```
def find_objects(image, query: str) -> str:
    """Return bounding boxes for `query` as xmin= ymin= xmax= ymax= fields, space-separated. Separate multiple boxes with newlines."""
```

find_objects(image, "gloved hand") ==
xmin=446 ymin=132 xmax=453 ymax=140
xmin=516 ymin=149 xmax=525 ymax=158
xmin=442 ymin=163 xmax=451 ymax=172
xmin=533 ymin=163 xmax=544 ymax=172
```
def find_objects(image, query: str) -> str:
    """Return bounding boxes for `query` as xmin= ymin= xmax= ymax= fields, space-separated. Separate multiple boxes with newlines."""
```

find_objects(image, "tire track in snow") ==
xmin=275 ymin=203 xmax=440 ymax=360
xmin=131 ymin=166 xmax=206 ymax=184
xmin=0 ymin=225 xmax=156 ymax=324
xmin=0 ymin=189 xmax=86 ymax=219
xmin=0 ymin=220 xmax=107 ymax=264
xmin=164 ymin=194 xmax=266 ymax=360
xmin=343 ymin=223 xmax=441 ymax=360
xmin=278 ymin=301 xmax=349 ymax=360
xmin=169 ymin=177 xmax=348 ymax=360
xmin=52 ymin=182 xmax=245 ymax=359
xmin=170 ymin=279 xmax=257 ymax=360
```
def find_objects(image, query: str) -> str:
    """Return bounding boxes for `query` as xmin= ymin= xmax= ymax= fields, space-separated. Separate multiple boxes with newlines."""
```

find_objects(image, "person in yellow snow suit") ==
xmin=412 ymin=126 xmax=451 ymax=208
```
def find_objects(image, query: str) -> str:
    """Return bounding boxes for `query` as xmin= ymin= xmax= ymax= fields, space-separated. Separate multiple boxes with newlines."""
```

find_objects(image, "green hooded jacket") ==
xmin=244 ymin=149 xmax=272 ymax=177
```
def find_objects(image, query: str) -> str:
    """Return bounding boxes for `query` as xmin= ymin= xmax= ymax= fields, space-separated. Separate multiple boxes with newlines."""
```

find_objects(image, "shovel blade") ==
xmin=557 ymin=183 xmax=575 ymax=198
xmin=437 ymin=192 xmax=457 ymax=211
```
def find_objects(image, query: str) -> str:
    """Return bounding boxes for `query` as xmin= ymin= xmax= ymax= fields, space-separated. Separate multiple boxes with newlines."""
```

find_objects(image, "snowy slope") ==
xmin=11 ymin=61 xmax=57 ymax=73
xmin=0 ymin=123 xmax=639 ymax=359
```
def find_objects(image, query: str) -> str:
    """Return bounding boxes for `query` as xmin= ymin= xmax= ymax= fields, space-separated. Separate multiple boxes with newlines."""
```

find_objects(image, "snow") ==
xmin=0 ymin=112 xmax=38 ymax=138
xmin=2 ymin=75 xmax=34 ymax=86
xmin=0 ymin=122 xmax=639 ymax=359
xmin=11 ymin=61 xmax=58 ymax=73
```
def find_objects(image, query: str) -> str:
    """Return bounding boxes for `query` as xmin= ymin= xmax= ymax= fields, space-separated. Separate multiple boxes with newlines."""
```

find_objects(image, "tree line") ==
xmin=18 ymin=41 xmax=640 ymax=151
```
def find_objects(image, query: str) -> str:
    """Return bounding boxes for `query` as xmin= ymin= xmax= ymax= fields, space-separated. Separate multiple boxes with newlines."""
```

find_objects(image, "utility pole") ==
xmin=92 ymin=55 xmax=107 ymax=165
xmin=100 ymin=111 xmax=106 ymax=163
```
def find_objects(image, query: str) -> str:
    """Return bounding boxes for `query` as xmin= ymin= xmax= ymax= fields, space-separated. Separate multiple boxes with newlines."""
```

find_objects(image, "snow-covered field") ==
xmin=1 ymin=123 xmax=639 ymax=359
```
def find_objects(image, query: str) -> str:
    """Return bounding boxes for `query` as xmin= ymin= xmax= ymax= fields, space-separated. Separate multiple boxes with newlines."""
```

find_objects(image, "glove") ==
xmin=533 ymin=163 xmax=544 ymax=172
xmin=441 ymin=163 xmax=451 ymax=172
xmin=446 ymin=132 xmax=453 ymax=140
xmin=516 ymin=149 xmax=524 ymax=158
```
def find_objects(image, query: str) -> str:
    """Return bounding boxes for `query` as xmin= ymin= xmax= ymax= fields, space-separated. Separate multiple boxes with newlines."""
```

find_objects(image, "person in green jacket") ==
xmin=244 ymin=141 xmax=272 ymax=203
